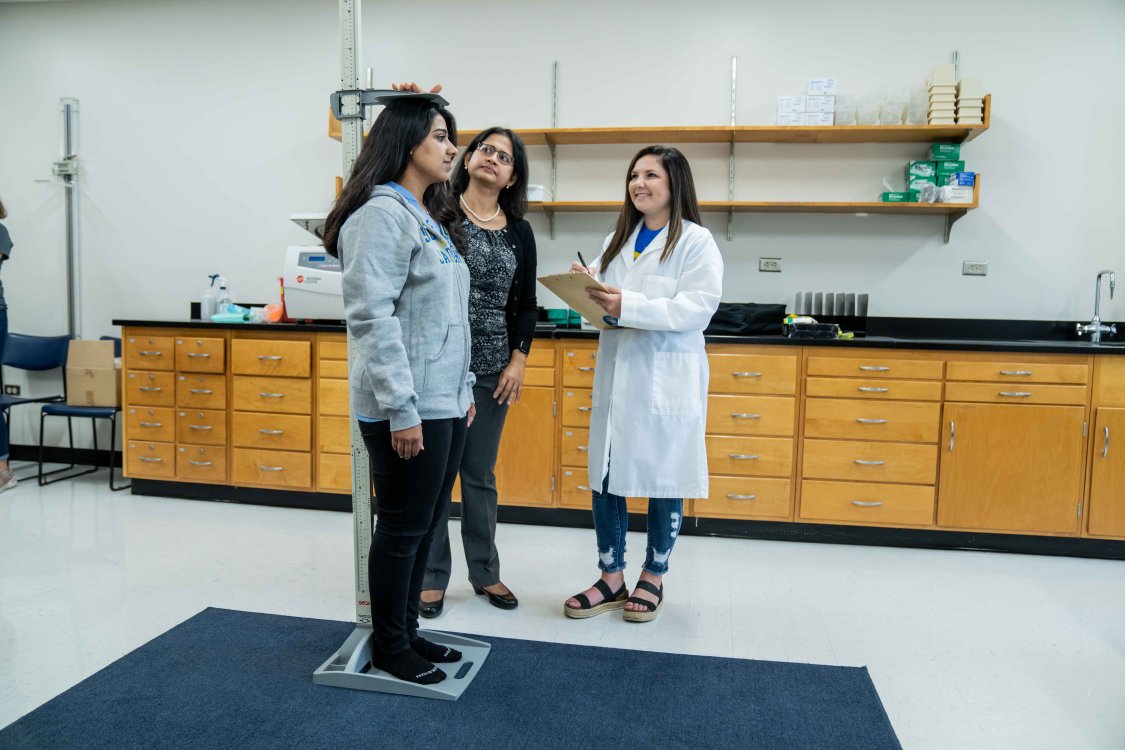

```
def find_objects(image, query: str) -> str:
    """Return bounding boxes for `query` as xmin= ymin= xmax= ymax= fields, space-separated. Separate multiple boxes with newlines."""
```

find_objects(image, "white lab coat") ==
xmin=586 ymin=220 xmax=724 ymax=499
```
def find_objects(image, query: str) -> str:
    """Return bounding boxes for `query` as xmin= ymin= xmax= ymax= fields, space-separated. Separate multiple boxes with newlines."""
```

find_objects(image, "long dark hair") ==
xmin=323 ymin=99 xmax=462 ymax=258
xmin=449 ymin=127 xmax=529 ymax=221
xmin=0 ymin=196 xmax=6 ymax=220
xmin=599 ymin=145 xmax=702 ymax=274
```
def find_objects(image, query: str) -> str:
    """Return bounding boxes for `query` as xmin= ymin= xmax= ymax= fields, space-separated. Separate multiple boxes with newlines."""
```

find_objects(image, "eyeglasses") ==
xmin=475 ymin=142 xmax=515 ymax=166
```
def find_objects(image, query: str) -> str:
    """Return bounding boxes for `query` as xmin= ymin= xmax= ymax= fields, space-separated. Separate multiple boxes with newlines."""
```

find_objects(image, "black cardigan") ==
xmin=500 ymin=218 xmax=538 ymax=356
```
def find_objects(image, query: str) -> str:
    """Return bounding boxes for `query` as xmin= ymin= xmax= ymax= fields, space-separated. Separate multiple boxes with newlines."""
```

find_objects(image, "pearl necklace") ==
xmin=460 ymin=194 xmax=501 ymax=223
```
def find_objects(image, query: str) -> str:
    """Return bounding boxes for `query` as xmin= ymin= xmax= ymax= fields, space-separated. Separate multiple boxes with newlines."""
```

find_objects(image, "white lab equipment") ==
xmin=282 ymin=246 xmax=344 ymax=320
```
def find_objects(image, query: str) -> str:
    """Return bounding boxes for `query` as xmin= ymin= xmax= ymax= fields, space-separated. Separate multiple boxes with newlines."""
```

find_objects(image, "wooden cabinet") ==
xmin=316 ymin=334 xmax=351 ymax=494
xmin=494 ymin=377 xmax=555 ymax=508
xmin=1088 ymin=408 xmax=1125 ymax=537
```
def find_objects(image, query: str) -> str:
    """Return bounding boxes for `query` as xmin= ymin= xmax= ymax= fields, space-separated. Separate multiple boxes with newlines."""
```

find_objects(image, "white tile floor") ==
xmin=2 ymin=470 xmax=1124 ymax=748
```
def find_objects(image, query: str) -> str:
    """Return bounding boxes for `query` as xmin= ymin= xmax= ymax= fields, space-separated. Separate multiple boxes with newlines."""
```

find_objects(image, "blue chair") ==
xmin=38 ymin=336 xmax=130 ymax=490
xmin=0 ymin=333 xmax=71 ymax=476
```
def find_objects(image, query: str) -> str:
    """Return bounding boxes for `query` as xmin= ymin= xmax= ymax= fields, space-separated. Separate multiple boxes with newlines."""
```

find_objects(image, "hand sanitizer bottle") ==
xmin=216 ymin=277 xmax=231 ymax=313
xmin=201 ymin=274 xmax=220 ymax=320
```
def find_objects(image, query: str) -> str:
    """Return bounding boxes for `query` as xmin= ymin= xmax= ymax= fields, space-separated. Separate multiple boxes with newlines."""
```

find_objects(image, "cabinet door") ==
xmin=1089 ymin=408 xmax=1125 ymax=537
xmin=937 ymin=403 xmax=1086 ymax=534
xmin=494 ymin=386 xmax=555 ymax=508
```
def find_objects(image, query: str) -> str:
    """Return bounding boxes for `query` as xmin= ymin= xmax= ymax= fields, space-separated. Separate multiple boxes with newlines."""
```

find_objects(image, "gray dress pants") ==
xmin=423 ymin=373 xmax=510 ymax=590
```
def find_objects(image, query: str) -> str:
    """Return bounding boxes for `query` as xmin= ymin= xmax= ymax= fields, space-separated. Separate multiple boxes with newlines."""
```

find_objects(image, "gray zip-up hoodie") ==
xmin=340 ymin=185 xmax=474 ymax=431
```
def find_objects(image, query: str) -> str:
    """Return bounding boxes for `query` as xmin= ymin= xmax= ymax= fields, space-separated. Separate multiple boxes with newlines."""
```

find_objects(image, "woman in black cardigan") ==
xmin=419 ymin=126 xmax=537 ymax=617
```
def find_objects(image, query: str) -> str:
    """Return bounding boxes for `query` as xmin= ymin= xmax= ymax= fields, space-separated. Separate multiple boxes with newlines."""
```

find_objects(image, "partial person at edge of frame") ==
xmin=391 ymin=83 xmax=539 ymax=619
xmin=0 ymin=195 xmax=14 ymax=493
xmin=563 ymin=145 xmax=724 ymax=623
xmin=322 ymin=95 xmax=476 ymax=686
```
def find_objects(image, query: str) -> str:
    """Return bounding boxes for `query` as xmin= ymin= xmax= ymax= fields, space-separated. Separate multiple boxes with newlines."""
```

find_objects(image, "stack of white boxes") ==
xmin=776 ymin=78 xmax=837 ymax=126
xmin=928 ymin=64 xmax=957 ymax=124
xmin=956 ymin=77 xmax=985 ymax=125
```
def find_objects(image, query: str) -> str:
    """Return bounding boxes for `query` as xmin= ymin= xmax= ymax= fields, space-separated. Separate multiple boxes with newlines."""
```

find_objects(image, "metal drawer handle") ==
xmin=139 ymin=456 xmax=163 ymax=463
xmin=726 ymin=493 xmax=757 ymax=500
xmin=258 ymin=355 xmax=284 ymax=361
xmin=998 ymin=391 xmax=1032 ymax=398
xmin=577 ymin=445 xmax=588 ymax=452
xmin=258 ymin=465 xmax=285 ymax=472
xmin=577 ymin=406 xmax=592 ymax=412
xmin=857 ymin=387 xmax=889 ymax=393
xmin=732 ymin=371 xmax=763 ymax=378
xmin=859 ymin=365 xmax=890 ymax=372
xmin=260 ymin=392 xmax=285 ymax=398
xmin=138 ymin=350 xmax=163 ymax=356
xmin=190 ymin=389 xmax=213 ymax=395
xmin=189 ymin=460 xmax=214 ymax=467
xmin=138 ymin=386 xmax=163 ymax=392
xmin=187 ymin=352 xmax=211 ymax=358
xmin=1104 ymin=426 xmax=1111 ymax=459
xmin=576 ymin=485 xmax=592 ymax=491
xmin=853 ymin=459 xmax=886 ymax=466
xmin=258 ymin=429 xmax=284 ymax=435
xmin=729 ymin=453 xmax=759 ymax=460
xmin=1000 ymin=370 xmax=1033 ymax=376
xmin=851 ymin=500 xmax=883 ymax=507
xmin=856 ymin=418 xmax=888 ymax=424
xmin=189 ymin=425 xmax=213 ymax=431
xmin=138 ymin=421 xmax=163 ymax=428
xmin=731 ymin=413 xmax=761 ymax=420
xmin=949 ymin=420 xmax=955 ymax=451
xmin=577 ymin=366 xmax=595 ymax=372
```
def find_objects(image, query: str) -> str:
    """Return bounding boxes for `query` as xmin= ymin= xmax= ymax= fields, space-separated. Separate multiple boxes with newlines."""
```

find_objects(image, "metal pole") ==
xmin=60 ymin=98 xmax=80 ymax=338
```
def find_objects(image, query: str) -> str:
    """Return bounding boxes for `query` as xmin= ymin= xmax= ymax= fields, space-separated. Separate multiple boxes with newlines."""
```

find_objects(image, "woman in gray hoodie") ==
xmin=322 ymin=97 xmax=476 ymax=686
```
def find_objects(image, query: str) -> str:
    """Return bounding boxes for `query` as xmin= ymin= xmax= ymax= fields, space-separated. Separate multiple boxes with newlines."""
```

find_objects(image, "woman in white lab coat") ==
xmin=563 ymin=145 xmax=723 ymax=623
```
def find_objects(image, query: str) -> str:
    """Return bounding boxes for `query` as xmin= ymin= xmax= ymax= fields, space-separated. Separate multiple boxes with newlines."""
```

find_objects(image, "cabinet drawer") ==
xmin=318 ymin=337 xmax=347 ymax=361
xmin=943 ymin=382 xmax=1088 ymax=406
xmin=174 ymin=337 xmax=225 ymax=373
xmin=318 ymin=378 xmax=349 ymax=416
xmin=176 ymin=373 xmax=227 ymax=410
xmin=526 ymin=346 xmax=555 ymax=368
xmin=524 ymin=368 xmax=556 ymax=388
xmin=708 ymin=353 xmax=798 ymax=395
xmin=125 ymin=371 xmax=175 ymax=407
xmin=233 ymin=412 xmax=312 ymax=451
xmin=693 ymin=476 xmax=791 ymax=520
xmin=231 ymin=339 xmax=311 ymax=377
xmin=319 ymin=360 xmax=348 ymax=379
xmin=318 ymin=452 xmax=353 ymax=494
xmin=560 ymin=388 xmax=593 ymax=427
xmin=802 ymin=439 xmax=938 ymax=484
xmin=126 ymin=441 xmax=176 ymax=479
xmin=805 ymin=377 xmax=942 ymax=402
xmin=707 ymin=395 xmax=795 ymax=437
xmin=560 ymin=427 xmax=590 ymax=466
xmin=175 ymin=409 xmax=228 ymax=446
xmin=176 ymin=445 xmax=227 ymax=483
xmin=558 ymin=468 xmax=647 ymax=513
xmin=806 ymin=356 xmax=942 ymax=380
xmin=804 ymin=399 xmax=941 ymax=443
xmin=319 ymin=415 xmax=351 ymax=453
xmin=125 ymin=406 xmax=175 ymax=443
xmin=1095 ymin=358 xmax=1125 ymax=407
xmin=946 ymin=361 xmax=1088 ymax=385
xmin=561 ymin=348 xmax=598 ymax=387
xmin=706 ymin=436 xmax=793 ymax=477
xmin=232 ymin=448 xmax=312 ymax=489
xmin=232 ymin=376 xmax=312 ymax=414
xmin=125 ymin=336 xmax=175 ymax=371
xmin=800 ymin=480 xmax=935 ymax=527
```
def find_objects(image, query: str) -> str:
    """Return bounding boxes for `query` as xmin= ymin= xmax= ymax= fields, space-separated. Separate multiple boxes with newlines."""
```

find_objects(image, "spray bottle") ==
xmin=215 ymin=276 xmax=231 ymax=313
xmin=201 ymin=274 xmax=220 ymax=320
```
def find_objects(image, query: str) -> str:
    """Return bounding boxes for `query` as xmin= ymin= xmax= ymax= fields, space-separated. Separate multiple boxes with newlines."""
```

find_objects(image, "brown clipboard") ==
xmin=536 ymin=272 xmax=617 ymax=330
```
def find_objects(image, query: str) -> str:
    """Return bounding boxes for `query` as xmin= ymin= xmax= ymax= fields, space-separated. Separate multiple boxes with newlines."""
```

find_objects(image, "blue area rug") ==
xmin=1 ymin=608 xmax=900 ymax=749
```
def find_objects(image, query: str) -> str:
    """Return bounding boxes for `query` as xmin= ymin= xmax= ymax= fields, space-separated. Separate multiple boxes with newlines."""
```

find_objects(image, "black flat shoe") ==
xmin=472 ymin=583 xmax=518 ymax=610
xmin=419 ymin=594 xmax=444 ymax=619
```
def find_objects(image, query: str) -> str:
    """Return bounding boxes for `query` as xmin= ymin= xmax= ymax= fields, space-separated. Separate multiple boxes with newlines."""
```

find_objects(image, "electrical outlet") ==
xmin=759 ymin=257 xmax=782 ymax=273
xmin=962 ymin=261 xmax=988 ymax=276
xmin=3 ymin=385 xmax=20 ymax=396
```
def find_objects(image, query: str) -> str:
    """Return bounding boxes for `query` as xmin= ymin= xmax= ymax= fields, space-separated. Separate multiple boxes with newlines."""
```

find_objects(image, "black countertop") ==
xmin=112 ymin=318 xmax=1125 ymax=356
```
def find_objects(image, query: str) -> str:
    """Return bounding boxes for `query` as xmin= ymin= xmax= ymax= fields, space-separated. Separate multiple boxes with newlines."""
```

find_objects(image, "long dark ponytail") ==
xmin=323 ymin=98 xmax=463 ymax=257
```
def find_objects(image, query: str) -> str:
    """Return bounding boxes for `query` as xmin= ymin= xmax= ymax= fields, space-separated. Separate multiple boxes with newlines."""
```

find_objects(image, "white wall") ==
xmin=1 ymin=0 xmax=1124 ymax=446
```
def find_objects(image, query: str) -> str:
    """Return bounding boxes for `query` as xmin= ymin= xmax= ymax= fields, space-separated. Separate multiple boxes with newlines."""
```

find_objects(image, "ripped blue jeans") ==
xmin=591 ymin=470 xmax=683 ymax=575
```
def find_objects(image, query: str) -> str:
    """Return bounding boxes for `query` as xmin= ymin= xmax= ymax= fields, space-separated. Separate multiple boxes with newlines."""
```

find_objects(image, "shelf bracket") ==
xmin=943 ymin=209 xmax=968 ymax=243
xmin=727 ymin=55 xmax=737 ymax=241
xmin=548 ymin=60 xmax=559 ymax=240
xmin=547 ymin=206 xmax=556 ymax=240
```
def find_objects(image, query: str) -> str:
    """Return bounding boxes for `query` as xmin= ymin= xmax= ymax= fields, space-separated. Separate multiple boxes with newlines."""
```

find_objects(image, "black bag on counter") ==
xmin=705 ymin=302 xmax=787 ymax=335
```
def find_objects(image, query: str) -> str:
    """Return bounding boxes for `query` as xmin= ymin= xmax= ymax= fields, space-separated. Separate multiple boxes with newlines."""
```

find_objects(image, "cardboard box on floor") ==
xmin=66 ymin=339 xmax=121 ymax=407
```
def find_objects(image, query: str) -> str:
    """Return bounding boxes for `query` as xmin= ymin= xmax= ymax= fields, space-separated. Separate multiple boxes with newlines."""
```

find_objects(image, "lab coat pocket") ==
xmin=641 ymin=275 xmax=677 ymax=300
xmin=651 ymin=352 xmax=702 ymax=416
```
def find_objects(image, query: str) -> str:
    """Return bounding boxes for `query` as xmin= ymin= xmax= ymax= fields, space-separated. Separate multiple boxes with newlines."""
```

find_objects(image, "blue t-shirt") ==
xmin=634 ymin=223 xmax=664 ymax=259
xmin=0 ymin=222 xmax=12 ymax=311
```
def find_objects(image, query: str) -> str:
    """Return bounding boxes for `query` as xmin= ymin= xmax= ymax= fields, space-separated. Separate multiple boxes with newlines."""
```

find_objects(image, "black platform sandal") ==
xmin=622 ymin=579 xmax=663 ymax=623
xmin=563 ymin=579 xmax=628 ymax=619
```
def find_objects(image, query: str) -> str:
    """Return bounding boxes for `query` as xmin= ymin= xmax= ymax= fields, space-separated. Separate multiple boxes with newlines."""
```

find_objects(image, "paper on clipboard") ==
xmin=537 ymin=272 xmax=617 ymax=330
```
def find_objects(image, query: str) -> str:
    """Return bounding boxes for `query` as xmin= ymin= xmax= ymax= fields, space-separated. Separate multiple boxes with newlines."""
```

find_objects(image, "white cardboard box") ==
xmin=805 ymin=95 xmax=836 ymax=113
xmin=807 ymin=78 xmax=839 ymax=96
xmin=958 ymin=77 xmax=984 ymax=99
xmin=804 ymin=112 xmax=834 ymax=125
xmin=931 ymin=64 xmax=957 ymax=85
xmin=778 ymin=96 xmax=806 ymax=114
xmin=776 ymin=112 xmax=807 ymax=126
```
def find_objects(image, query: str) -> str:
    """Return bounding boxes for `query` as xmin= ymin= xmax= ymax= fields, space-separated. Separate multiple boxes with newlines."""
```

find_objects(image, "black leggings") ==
xmin=360 ymin=417 xmax=467 ymax=654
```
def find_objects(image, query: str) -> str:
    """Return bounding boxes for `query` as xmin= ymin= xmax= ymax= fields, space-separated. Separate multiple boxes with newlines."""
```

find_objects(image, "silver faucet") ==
xmin=1076 ymin=269 xmax=1117 ymax=343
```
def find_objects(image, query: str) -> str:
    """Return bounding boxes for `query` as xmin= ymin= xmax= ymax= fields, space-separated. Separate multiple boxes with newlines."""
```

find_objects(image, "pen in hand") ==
xmin=577 ymin=251 xmax=596 ymax=278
